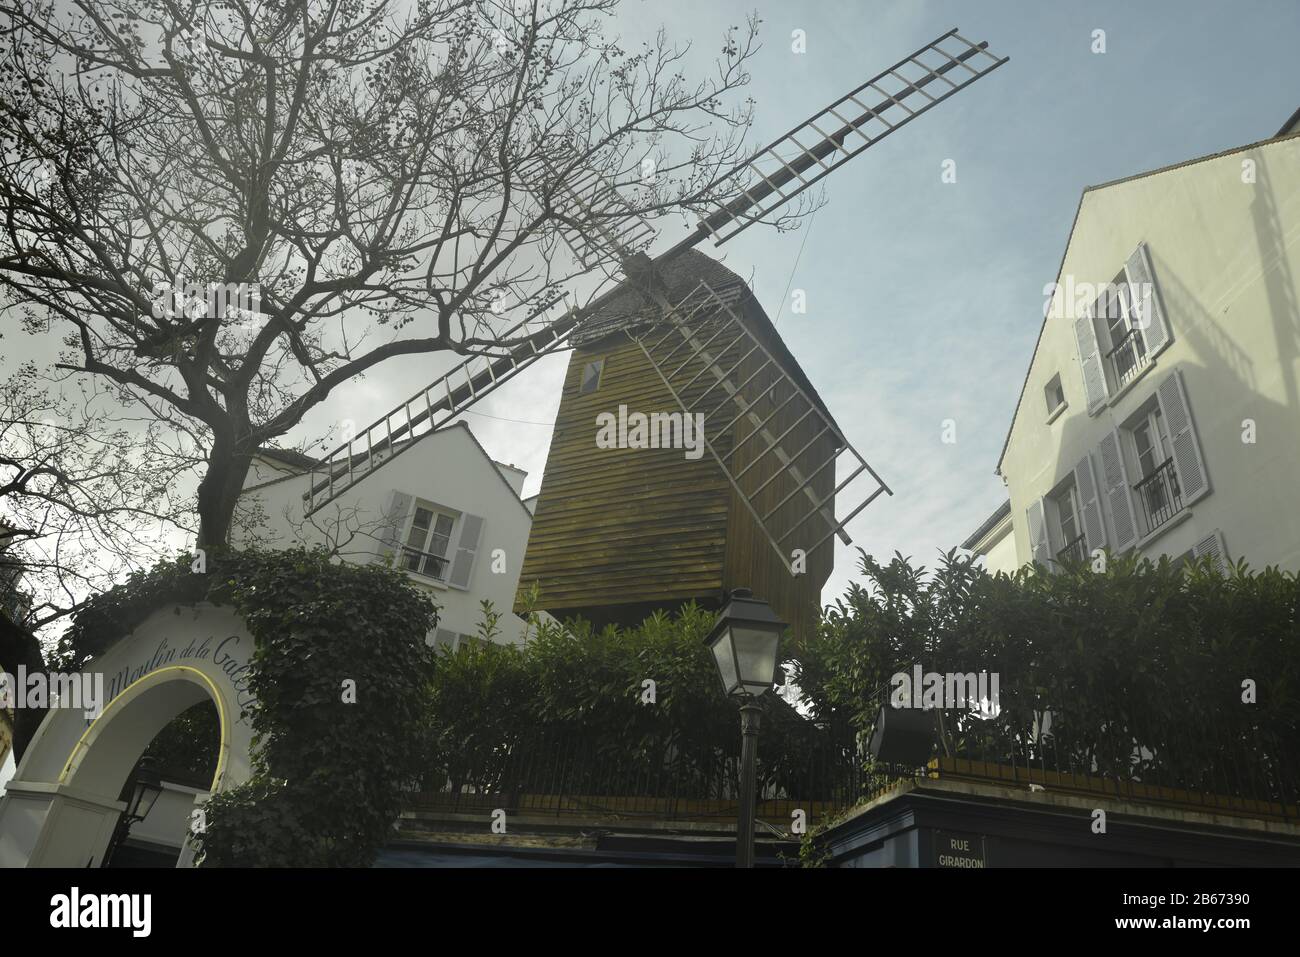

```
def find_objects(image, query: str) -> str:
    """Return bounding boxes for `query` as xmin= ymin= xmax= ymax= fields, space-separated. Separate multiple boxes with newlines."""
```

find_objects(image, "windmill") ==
xmin=300 ymin=28 xmax=1007 ymax=634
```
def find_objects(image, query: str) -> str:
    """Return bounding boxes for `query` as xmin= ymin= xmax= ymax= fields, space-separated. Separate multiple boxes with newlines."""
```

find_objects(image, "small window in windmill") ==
xmin=580 ymin=359 xmax=604 ymax=394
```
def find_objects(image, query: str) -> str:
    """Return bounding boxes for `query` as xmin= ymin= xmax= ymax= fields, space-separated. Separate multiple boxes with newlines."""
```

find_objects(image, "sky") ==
xmin=7 ymin=0 xmax=1300 ymax=611
xmin=306 ymin=0 xmax=1299 ymax=606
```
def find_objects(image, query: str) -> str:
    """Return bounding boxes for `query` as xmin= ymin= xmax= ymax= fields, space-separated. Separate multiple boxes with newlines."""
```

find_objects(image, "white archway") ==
xmin=0 ymin=603 xmax=256 ymax=867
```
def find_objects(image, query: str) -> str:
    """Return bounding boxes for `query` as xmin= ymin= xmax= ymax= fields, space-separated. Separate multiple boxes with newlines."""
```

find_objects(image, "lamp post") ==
xmin=103 ymin=756 xmax=164 ymax=867
xmin=704 ymin=587 xmax=787 ymax=869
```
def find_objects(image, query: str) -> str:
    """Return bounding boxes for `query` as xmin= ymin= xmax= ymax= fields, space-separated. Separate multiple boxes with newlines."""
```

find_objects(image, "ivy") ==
xmin=61 ymin=547 xmax=439 ymax=867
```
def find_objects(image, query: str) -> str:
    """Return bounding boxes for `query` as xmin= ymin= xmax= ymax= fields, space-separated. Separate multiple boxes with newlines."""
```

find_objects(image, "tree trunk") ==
xmin=196 ymin=432 xmax=254 ymax=550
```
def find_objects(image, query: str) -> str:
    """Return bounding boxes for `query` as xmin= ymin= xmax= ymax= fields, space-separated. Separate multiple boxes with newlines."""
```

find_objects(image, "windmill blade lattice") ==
xmin=519 ymin=155 xmax=658 ymax=269
xmin=696 ymin=28 xmax=1007 ymax=244
xmin=304 ymin=296 xmax=571 ymax=514
xmin=301 ymin=27 xmax=1005 ymax=520
xmin=630 ymin=279 xmax=891 ymax=567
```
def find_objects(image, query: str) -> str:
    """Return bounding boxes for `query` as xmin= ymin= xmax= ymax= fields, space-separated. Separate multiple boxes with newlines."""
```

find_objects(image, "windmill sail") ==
xmin=696 ymin=28 xmax=1007 ymax=244
xmin=304 ymin=299 xmax=572 ymax=514
xmin=520 ymin=155 xmax=658 ymax=269
xmin=630 ymin=279 xmax=890 ymax=567
xmin=302 ymin=27 xmax=1004 ymax=519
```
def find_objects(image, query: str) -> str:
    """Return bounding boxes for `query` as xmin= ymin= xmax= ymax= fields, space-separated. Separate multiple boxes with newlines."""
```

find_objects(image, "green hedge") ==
xmin=422 ymin=601 xmax=825 ymax=799
xmin=792 ymin=549 xmax=1300 ymax=793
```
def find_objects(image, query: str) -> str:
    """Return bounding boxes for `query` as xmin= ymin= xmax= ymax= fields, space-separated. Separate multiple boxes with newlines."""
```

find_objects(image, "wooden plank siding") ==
xmin=516 ymin=333 xmax=732 ymax=620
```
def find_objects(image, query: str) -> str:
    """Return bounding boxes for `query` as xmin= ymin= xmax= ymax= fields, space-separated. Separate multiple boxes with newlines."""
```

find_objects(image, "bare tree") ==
xmin=0 ymin=0 xmax=764 ymax=547
xmin=0 ymin=361 xmax=195 ymax=631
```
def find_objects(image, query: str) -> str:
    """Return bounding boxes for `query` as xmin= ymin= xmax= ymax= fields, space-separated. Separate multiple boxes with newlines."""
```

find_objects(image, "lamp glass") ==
xmin=129 ymin=770 xmax=163 ymax=822
xmin=709 ymin=627 xmax=740 ymax=695
xmin=731 ymin=624 xmax=779 ymax=696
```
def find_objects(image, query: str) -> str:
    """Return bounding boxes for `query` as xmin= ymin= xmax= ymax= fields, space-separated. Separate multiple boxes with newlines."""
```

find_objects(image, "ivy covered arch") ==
xmin=3 ymin=548 xmax=437 ymax=868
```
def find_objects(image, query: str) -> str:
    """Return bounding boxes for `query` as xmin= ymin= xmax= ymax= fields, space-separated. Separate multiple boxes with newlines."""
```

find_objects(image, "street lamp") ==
xmin=704 ymin=587 xmax=786 ymax=868
xmin=103 ymin=756 xmax=164 ymax=867
xmin=126 ymin=757 xmax=164 ymax=824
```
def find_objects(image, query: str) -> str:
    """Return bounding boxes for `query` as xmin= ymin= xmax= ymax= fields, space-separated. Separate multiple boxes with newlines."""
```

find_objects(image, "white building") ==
xmin=235 ymin=421 xmax=535 ymax=647
xmin=967 ymin=115 xmax=1300 ymax=576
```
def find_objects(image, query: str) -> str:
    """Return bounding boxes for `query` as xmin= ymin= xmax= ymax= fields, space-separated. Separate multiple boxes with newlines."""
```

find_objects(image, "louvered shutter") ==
xmin=1074 ymin=298 xmax=1108 ymax=413
xmin=1125 ymin=242 xmax=1171 ymax=356
xmin=447 ymin=513 xmax=484 ymax=589
xmin=1155 ymin=369 xmax=1209 ymax=505
xmin=1098 ymin=431 xmax=1139 ymax=552
xmin=1026 ymin=498 xmax=1051 ymax=567
xmin=376 ymin=490 xmax=413 ymax=562
xmin=1192 ymin=529 xmax=1228 ymax=574
xmin=1074 ymin=452 xmax=1106 ymax=551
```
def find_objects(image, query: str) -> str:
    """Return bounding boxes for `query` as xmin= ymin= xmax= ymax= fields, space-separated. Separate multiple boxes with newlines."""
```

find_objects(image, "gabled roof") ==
xmin=571 ymin=249 xmax=842 ymax=437
xmin=256 ymin=445 xmax=319 ymax=470
xmin=246 ymin=422 xmax=533 ymax=521
xmin=994 ymin=127 xmax=1300 ymax=476
xmin=961 ymin=499 xmax=1010 ymax=551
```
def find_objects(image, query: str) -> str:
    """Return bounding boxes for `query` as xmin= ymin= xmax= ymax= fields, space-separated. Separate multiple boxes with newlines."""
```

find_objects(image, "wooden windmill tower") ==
xmin=300 ymin=28 xmax=1007 ymax=637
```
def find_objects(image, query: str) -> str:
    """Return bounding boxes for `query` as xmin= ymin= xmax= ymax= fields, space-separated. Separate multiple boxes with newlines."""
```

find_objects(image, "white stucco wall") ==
xmin=980 ymin=523 xmax=1019 ymax=576
xmin=233 ymin=423 xmax=533 ymax=644
xmin=999 ymin=133 xmax=1300 ymax=572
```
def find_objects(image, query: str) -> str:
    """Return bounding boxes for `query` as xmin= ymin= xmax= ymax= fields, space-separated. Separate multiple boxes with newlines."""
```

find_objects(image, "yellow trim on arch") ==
xmin=58 ymin=664 xmax=230 ymax=793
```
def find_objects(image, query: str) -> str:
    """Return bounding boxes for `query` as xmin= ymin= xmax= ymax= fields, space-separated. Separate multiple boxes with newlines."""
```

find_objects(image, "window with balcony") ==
xmin=1026 ymin=454 xmax=1104 ymax=570
xmin=1072 ymin=243 xmax=1172 ymax=415
xmin=1097 ymin=369 xmax=1210 ymax=550
xmin=1052 ymin=483 xmax=1087 ymax=564
xmin=1099 ymin=273 xmax=1150 ymax=391
xmin=1130 ymin=408 xmax=1183 ymax=535
xmin=402 ymin=506 xmax=456 ymax=581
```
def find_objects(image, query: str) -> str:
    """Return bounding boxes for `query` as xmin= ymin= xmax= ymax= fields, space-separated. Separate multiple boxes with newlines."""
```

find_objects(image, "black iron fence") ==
xmin=410 ymin=680 xmax=1300 ymax=827
xmin=410 ymin=726 xmax=888 ymax=826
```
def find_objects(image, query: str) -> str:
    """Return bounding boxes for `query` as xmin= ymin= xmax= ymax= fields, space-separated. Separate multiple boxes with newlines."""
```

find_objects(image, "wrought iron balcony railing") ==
xmin=1056 ymin=533 xmax=1087 ymax=565
xmin=1134 ymin=456 xmax=1184 ymax=536
xmin=402 ymin=546 xmax=449 ymax=582
xmin=1105 ymin=327 xmax=1148 ymax=390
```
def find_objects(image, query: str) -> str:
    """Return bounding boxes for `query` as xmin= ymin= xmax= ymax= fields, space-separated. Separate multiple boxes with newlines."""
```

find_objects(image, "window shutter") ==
xmin=376 ymin=490 xmax=413 ymax=561
xmin=1125 ymin=242 xmax=1171 ymax=356
xmin=447 ymin=513 xmax=484 ymax=589
xmin=1074 ymin=299 xmax=1108 ymax=413
xmin=1026 ymin=498 xmax=1051 ymax=567
xmin=1074 ymin=452 xmax=1106 ymax=551
xmin=1098 ymin=431 xmax=1138 ymax=552
xmin=1192 ymin=529 xmax=1228 ymax=573
xmin=1155 ymin=369 xmax=1209 ymax=505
